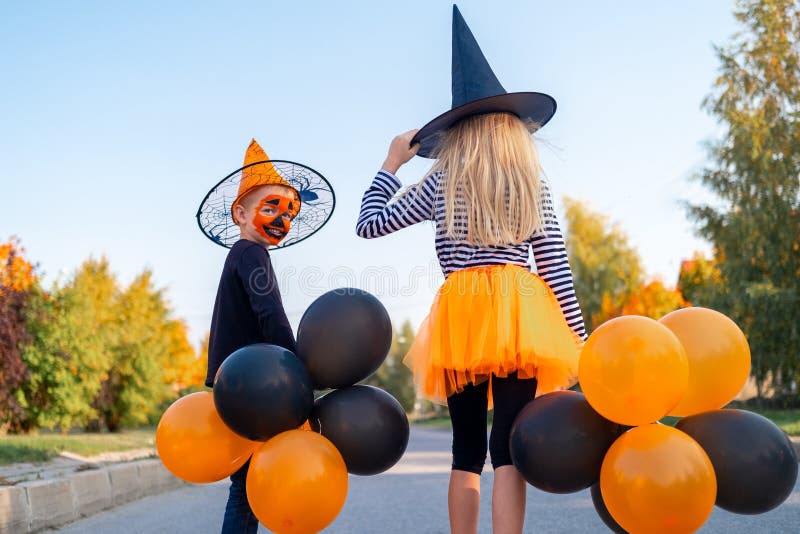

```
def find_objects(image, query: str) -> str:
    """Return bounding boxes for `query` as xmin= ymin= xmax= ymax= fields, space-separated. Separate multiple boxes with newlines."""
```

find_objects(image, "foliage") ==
xmin=161 ymin=320 xmax=206 ymax=393
xmin=94 ymin=270 xmax=172 ymax=431
xmin=594 ymin=280 xmax=689 ymax=325
xmin=563 ymin=197 xmax=645 ymax=331
xmin=364 ymin=320 xmax=416 ymax=412
xmin=149 ymin=331 xmax=208 ymax=426
xmin=12 ymin=248 xmax=200 ymax=433
xmin=686 ymin=0 xmax=800 ymax=399
xmin=0 ymin=238 xmax=34 ymax=432
xmin=0 ymin=238 xmax=35 ymax=291
xmin=677 ymin=251 xmax=726 ymax=306
xmin=19 ymin=258 xmax=118 ymax=431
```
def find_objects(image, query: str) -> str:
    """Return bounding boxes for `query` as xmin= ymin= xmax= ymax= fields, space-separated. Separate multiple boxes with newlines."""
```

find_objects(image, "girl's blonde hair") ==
xmin=426 ymin=112 xmax=546 ymax=246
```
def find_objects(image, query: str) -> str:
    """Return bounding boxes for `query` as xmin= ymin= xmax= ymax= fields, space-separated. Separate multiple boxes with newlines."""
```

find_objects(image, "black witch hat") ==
xmin=410 ymin=5 xmax=557 ymax=158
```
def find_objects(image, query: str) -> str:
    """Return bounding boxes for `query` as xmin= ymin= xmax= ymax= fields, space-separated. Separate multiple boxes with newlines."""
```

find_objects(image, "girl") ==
xmin=355 ymin=113 xmax=586 ymax=534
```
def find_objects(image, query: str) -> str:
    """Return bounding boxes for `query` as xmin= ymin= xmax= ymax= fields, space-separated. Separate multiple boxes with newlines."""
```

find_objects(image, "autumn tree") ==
xmin=687 ymin=0 xmax=800 ymax=400
xmin=193 ymin=331 xmax=210 ymax=391
xmin=94 ymin=270 xmax=172 ymax=430
xmin=2 ymin=243 xmax=200 ymax=432
xmin=161 ymin=320 xmax=206 ymax=394
xmin=0 ymin=238 xmax=34 ymax=432
xmin=365 ymin=320 xmax=416 ymax=412
xmin=594 ymin=280 xmax=689 ymax=325
xmin=563 ymin=197 xmax=645 ymax=331
xmin=20 ymin=258 xmax=118 ymax=430
xmin=0 ymin=238 xmax=34 ymax=290
xmin=677 ymin=251 xmax=725 ymax=306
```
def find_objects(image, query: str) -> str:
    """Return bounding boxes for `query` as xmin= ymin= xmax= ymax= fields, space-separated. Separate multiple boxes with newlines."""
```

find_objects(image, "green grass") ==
xmin=0 ymin=429 xmax=155 ymax=466
xmin=413 ymin=410 xmax=800 ymax=437
xmin=660 ymin=410 xmax=800 ymax=436
xmin=660 ymin=416 xmax=681 ymax=427
xmin=414 ymin=416 xmax=453 ymax=430
xmin=747 ymin=408 xmax=800 ymax=436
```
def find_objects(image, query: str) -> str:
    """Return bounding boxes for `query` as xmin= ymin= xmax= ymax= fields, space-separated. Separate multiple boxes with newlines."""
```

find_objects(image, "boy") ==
xmin=202 ymin=139 xmax=322 ymax=533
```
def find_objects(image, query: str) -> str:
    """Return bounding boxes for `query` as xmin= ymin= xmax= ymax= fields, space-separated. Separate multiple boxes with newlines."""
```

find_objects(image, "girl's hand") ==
xmin=382 ymin=129 xmax=420 ymax=174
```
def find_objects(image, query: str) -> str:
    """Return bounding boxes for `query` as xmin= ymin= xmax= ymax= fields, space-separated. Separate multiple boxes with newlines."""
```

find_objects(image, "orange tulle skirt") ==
xmin=403 ymin=264 xmax=582 ymax=406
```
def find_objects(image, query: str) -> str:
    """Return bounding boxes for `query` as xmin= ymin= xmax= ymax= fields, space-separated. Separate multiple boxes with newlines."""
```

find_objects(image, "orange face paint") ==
xmin=252 ymin=193 xmax=300 ymax=245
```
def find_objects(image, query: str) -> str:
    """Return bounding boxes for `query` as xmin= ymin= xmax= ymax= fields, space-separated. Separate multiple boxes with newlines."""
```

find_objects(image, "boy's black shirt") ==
xmin=205 ymin=239 xmax=296 ymax=387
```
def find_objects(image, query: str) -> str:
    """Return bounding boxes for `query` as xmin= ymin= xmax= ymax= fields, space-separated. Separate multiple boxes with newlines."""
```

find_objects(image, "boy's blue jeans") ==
xmin=221 ymin=460 xmax=259 ymax=534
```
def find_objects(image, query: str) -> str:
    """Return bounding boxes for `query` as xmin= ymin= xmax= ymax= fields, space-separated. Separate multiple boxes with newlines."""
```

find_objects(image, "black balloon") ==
xmin=213 ymin=344 xmax=313 ymax=441
xmin=509 ymin=391 xmax=626 ymax=493
xmin=676 ymin=409 xmax=798 ymax=514
xmin=296 ymin=288 xmax=392 ymax=389
xmin=590 ymin=483 xmax=627 ymax=533
xmin=310 ymin=385 xmax=409 ymax=475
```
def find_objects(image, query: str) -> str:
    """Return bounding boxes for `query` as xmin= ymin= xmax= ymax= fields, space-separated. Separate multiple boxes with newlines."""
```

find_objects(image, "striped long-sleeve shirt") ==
xmin=356 ymin=169 xmax=587 ymax=340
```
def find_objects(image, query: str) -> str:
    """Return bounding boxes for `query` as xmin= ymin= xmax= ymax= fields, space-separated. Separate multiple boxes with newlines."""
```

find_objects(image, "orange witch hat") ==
xmin=231 ymin=139 xmax=299 ymax=222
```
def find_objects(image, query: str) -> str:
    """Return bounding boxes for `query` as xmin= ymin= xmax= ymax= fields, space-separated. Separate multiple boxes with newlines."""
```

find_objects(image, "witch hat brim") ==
xmin=410 ymin=5 xmax=556 ymax=158
xmin=197 ymin=159 xmax=336 ymax=250
xmin=411 ymin=92 xmax=556 ymax=158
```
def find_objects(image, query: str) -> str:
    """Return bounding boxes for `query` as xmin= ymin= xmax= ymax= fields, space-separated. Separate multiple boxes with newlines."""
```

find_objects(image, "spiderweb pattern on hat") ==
xmin=196 ymin=160 xmax=335 ymax=249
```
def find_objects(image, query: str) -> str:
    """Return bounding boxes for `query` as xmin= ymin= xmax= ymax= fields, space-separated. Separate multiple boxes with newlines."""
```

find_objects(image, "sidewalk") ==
xmin=0 ymin=448 xmax=185 ymax=533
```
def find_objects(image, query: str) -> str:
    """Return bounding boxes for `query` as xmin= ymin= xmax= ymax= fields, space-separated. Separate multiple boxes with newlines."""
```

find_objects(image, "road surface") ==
xmin=55 ymin=426 xmax=799 ymax=533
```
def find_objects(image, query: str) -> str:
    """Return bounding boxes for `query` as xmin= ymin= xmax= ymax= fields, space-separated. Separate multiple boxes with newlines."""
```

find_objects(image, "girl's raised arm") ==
xmin=356 ymin=129 xmax=434 ymax=238
xmin=356 ymin=169 xmax=437 ymax=238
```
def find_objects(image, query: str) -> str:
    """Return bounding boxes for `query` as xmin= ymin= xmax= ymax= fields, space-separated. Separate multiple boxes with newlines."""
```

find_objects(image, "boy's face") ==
xmin=235 ymin=185 xmax=300 ymax=247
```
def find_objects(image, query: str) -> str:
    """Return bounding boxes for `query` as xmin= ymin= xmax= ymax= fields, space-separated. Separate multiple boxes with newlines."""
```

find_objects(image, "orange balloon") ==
xmin=660 ymin=307 xmax=751 ymax=416
xmin=601 ymin=424 xmax=717 ymax=534
xmin=156 ymin=392 xmax=258 ymax=483
xmin=247 ymin=430 xmax=348 ymax=534
xmin=579 ymin=315 xmax=688 ymax=426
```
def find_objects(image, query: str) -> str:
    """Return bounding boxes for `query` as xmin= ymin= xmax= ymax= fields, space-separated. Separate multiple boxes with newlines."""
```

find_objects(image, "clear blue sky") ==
xmin=1 ymin=1 xmax=738 ymax=344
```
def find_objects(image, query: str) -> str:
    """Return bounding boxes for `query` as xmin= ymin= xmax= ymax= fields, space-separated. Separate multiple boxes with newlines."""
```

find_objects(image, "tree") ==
xmin=687 ymin=0 xmax=800 ymax=400
xmin=364 ymin=320 xmax=416 ymax=412
xmin=6 ymin=249 xmax=200 ymax=432
xmin=193 ymin=331 xmax=210 ymax=392
xmin=563 ymin=197 xmax=645 ymax=331
xmin=677 ymin=251 xmax=725 ymax=306
xmin=0 ymin=238 xmax=34 ymax=290
xmin=20 ymin=258 xmax=118 ymax=431
xmin=161 ymin=320 xmax=206 ymax=394
xmin=95 ymin=270 xmax=171 ymax=430
xmin=0 ymin=238 xmax=34 ymax=432
xmin=594 ymin=280 xmax=689 ymax=325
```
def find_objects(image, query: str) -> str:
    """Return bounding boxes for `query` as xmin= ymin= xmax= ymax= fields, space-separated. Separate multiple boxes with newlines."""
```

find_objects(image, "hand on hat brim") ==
xmin=411 ymin=92 xmax=556 ymax=158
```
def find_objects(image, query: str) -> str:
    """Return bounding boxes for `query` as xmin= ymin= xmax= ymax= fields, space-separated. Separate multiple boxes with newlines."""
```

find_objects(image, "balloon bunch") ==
xmin=511 ymin=307 xmax=798 ymax=533
xmin=297 ymin=288 xmax=411 ymax=478
xmin=156 ymin=288 xmax=410 ymax=533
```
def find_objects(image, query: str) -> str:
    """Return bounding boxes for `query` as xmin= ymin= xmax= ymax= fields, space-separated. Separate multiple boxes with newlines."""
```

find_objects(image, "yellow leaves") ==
xmin=564 ymin=196 xmax=645 ymax=332
xmin=161 ymin=321 xmax=206 ymax=392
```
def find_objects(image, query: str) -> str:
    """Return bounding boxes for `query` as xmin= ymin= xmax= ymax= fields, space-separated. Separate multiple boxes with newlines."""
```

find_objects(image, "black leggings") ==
xmin=447 ymin=373 xmax=537 ymax=474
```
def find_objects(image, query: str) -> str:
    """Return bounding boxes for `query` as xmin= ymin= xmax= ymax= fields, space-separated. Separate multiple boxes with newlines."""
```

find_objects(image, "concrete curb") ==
xmin=0 ymin=459 xmax=186 ymax=533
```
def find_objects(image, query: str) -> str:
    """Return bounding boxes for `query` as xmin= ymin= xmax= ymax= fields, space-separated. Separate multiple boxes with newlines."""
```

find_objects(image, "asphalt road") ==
xmin=55 ymin=426 xmax=799 ymax=533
